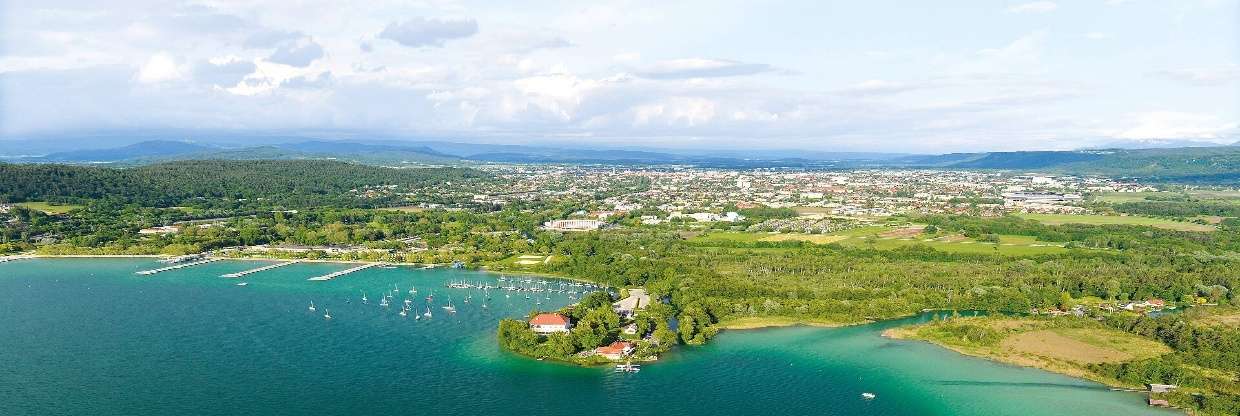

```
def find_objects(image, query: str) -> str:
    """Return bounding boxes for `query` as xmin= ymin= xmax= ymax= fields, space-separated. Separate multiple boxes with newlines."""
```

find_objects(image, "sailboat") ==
xmin=442 ymin=297 xmax=456 ymax=313
xmin=423 ymin=305 xmax=432 ymax=318
xmin=861 ymin=393 xmax=876 ymax=400
xmin=379 ymin=296 xmax=390 ymax=307
xmin=409 ymin=285 xmax=417 ymax=295
xmin=399 ymin=307 xmax=408 ymax=317
xmin=361 ymin=292 xmax=369 ymax=304
xmin=308 ymin=301 xmax=316 ymax=312
xmin=323 ymin=309 xmax=332 ymax=320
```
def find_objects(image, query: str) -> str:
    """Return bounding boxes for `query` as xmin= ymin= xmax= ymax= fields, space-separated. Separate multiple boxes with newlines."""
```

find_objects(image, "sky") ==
xmin=1 ymin=0 xmax=1238 ymax=153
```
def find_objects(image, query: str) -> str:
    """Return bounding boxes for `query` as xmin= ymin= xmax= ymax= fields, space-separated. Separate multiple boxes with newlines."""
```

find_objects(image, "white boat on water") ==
xmin=861 ymin=393 xmax=876 ymax=400
xmin=235 ymin=282 xmax=248 ymax=286
xmin=423 ymin=306 xmax=432 ymax=318
xmin=615 ymin=362 xmax=640 ymax=373
xmin=308 ymin=301 xmax=316 ymax=312
xmin=323 ymin=309 xmax=332 ymax=320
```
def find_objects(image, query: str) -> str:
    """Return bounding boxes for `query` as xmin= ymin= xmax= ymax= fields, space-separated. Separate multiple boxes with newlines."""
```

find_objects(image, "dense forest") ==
xmin=0 ymin=160 xmax=490 ymax=208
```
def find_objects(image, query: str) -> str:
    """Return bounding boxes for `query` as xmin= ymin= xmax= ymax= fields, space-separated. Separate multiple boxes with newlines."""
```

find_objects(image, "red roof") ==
xmin=530 ymin=313 xmax=569 ymax=326
xmin=595 ymin=341 xmax=634 ymax=355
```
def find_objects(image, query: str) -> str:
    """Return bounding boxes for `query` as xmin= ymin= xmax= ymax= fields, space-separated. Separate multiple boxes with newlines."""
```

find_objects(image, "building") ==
xmin=529 ymin=313 xmax=572 ymax=334
xmin=1000 ymin=192 xmax=1082 ymax=203
xmin=613 ymin=288 xmax=651 ymax=319
xmin=138 ymin=225 xmax=181 ymax=235
xmin=1148 ymin=399 xmax=1170 ymax=407
xmin=542 ymin=219 xmax=605 ymax=231
xmin=594 ymin=341 xmax=635 ymax=360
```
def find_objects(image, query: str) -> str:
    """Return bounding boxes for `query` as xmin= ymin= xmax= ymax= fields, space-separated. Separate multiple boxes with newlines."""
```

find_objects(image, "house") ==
xmin=529 ymin=313 xmax=572 ymax=334
xmin=613 ymin=288 xmax=651 ymax=319
xmin=594 ymin=341 xmax=635 ymax=360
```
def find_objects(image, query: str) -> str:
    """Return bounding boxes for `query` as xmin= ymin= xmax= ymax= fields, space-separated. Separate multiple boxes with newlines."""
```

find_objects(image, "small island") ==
xmin=497 ymin=288 xmax=681 ymax=365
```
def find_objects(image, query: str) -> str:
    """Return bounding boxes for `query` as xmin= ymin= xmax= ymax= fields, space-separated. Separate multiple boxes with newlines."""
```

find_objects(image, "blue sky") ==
xmin=1 ymin=0 xmax=1237 ymax=152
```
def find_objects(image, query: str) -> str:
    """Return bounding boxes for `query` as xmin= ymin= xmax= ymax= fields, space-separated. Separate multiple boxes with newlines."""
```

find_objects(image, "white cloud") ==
xmin=379 ymin=17 xmax=478 ymax=48
xmin=1108 ymin=111 xmax=1238 ymax=139
xmin=1007 ymin=1 xmax=1058 ymax=13
xmin=1153 ymin=65 xmax=1240 ymax=86
xmin=634 ymin=58 xmax=776 ymax=79
xmin=1084 ymin=32 xmax=1112 ymax=40
xmin=136 ymin=53 xmax=184 ymax=83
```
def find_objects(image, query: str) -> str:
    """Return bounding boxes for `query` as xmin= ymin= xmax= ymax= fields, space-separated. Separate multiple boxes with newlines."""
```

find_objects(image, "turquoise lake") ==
xmin=0 ymin=258 xmax=1179 ymax=415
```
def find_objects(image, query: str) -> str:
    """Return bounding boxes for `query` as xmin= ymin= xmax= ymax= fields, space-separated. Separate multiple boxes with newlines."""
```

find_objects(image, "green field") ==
xmin=1094 ymin=190 xmax=1240 ymax=203
xmin=692 ymin=227 xmax=1071 ymax=256
xmin=15 ymin=202 xmax=83 ymax=214
xmin=1018 ymin=213 xmax=1215 ymax=232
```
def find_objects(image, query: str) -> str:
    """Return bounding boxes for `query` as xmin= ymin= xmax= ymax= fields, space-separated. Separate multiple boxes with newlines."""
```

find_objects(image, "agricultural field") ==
xmin=14 ymin=201 xmax=84 ymax=214
xmin=1018 ymin=212 xmax=1215 ymax=232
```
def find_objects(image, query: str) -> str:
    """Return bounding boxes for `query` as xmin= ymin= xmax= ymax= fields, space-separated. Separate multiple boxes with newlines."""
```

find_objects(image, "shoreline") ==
xmin=880 ymin=326 xmax=1181 ymax=413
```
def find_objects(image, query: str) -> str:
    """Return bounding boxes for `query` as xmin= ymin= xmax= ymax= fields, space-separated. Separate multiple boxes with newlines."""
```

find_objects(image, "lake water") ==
xmin=0 ymin=258 xmax=1177 ymax=415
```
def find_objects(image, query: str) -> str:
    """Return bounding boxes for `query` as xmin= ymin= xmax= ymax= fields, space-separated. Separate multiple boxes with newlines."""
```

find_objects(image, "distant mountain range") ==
xmin=3 ymin=135 xmax=1238 ymax=184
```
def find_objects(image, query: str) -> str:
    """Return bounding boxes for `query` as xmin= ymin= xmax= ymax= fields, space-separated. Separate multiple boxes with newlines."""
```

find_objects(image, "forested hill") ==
xmin=891 ymin=146 xmax=1240 ymax=183
xmin=0 ymin=160 xmax=490 ymax=208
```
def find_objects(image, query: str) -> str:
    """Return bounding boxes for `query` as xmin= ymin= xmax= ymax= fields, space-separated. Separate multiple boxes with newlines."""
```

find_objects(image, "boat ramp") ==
xmin=0 ymin=255 xmax=33 ymax=264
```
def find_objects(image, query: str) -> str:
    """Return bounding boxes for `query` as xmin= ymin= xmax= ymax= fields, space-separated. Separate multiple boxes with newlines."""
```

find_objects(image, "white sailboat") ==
xmin=861 ymin=393 xmax=876 ymax=400
xmin=442 ymin=297 xmax=456 ymax=313
xmin=423 ymin=305 xmax=432 ymax=318
xmin=361 ymin=292 xmax=369 ymax=304
xmin=323 ymin=309 xmax=332 ymax=320
xmin=308 ymin=301 xmax=316 ymax=311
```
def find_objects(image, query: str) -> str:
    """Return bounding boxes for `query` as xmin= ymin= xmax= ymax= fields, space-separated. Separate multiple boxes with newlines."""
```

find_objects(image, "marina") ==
xmin=307 ymin=262 xmax=379 ymax=281
xmin=135 ymin=257 xmax=220 ymax=275
xmin=221 ymin=260 xmax=300 ymax=278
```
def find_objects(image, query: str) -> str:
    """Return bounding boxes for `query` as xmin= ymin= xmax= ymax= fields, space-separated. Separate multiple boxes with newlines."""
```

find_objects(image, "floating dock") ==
xmin=0 ymin=255 xmax=33 ymax=263
xmin=308 ymin=263 xmax=378 ymax=281
xmin=221 ymin=260 xmax=299 ymax=278
xmin=136 ymin=258 xmax=220 ymax=275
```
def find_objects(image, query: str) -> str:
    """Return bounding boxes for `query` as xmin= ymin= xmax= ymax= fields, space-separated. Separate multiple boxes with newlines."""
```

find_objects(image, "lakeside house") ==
xmin=594 ymin=341 xmax=635 ymax=360
xmin=613 ymin=288 xmax=651 ymax=319
xmin=530 ymin=313 xmax=572 ymax=334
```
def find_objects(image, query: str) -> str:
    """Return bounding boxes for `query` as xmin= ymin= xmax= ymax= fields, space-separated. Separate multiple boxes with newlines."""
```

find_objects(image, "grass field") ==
xmin=1094 ymin=190 xmax=1240 ymax=203
xmin=15 ymin=202 xmax=84 ymax=214
xmin=1018 ymin=213 xmax=1216 ymax=232
xmin=691 ymin=227 xmax=1071 ymax=256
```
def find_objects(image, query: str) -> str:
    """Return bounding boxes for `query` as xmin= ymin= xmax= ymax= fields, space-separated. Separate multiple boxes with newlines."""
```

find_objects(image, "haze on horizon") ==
xmin=1 ymin=0 xmax=1237 ymax=153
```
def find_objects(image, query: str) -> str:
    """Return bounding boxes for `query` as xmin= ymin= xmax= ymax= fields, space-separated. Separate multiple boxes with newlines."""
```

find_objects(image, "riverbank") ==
xmin=715 ymin=316 xmax=862 ymax=330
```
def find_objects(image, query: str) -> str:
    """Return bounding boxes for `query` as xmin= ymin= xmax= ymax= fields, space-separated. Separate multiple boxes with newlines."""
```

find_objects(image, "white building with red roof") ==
xmin=594 ymin=341 xmax=635 ymax=360
xmin=529 ymin=313 xmax=572 ymax=334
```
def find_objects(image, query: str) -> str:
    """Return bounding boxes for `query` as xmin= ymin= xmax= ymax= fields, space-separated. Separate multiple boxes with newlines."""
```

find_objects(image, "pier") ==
xmin=0 ymin=255 xmax=33 ymax=263
xmin=136 ymin=258 xmax=220 ymax=275
xmin=308 ymin=263 xmax=378 ymax=281
xmin=221 ymin=260 xmax=299 ymax=278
